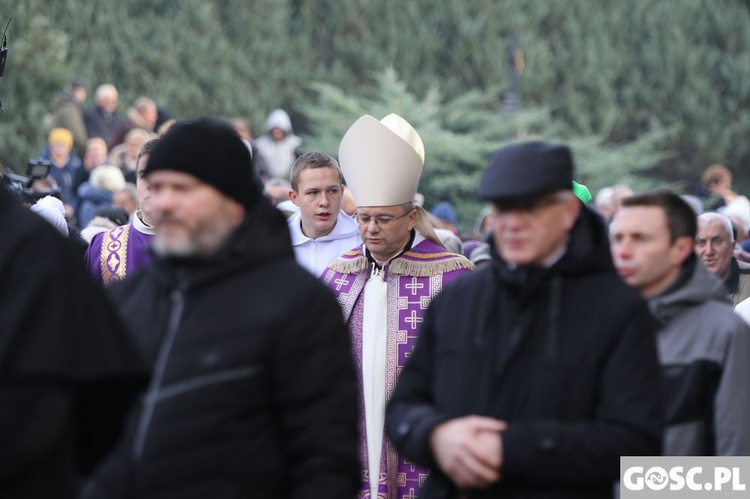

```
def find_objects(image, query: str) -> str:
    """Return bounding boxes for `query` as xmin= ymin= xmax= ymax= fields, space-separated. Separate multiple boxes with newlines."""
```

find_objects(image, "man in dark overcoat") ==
xmin=387 ymin=141 xmax=664 ymax=499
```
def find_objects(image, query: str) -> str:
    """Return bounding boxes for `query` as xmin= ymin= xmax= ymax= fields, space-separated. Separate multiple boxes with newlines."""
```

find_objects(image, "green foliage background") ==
xmin=1 ymin=0 xmax=749 ymax=231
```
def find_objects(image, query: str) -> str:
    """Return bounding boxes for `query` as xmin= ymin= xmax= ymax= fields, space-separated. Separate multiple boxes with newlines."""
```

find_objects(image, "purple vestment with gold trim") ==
xmin=322 ymin=238 xmax=474 ymax=499
xmin=85 ymin=223 xmax=153 ymax=286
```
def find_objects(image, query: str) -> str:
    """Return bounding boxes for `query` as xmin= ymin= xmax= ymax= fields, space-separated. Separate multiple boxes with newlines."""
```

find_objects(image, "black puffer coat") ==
xmin=83 ymin=200 xmax=360 ymax=499
xmin=387 ymin=207 xmax=663 ymax=499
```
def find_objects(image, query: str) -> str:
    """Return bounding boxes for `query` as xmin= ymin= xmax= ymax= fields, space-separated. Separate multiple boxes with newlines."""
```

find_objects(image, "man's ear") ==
xmin=562 ymin=195 xmax=583 ymax=231
xmin=406 ymin=206 xmax=418 ymax=231
xmin=289 ymin=190 xmax=299 ymax=206
xmin=670 ymin=236 xmax=695 ymax=266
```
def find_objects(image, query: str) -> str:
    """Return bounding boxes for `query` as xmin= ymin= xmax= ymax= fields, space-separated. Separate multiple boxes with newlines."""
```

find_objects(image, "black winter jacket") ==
xmin=387 ymin=207 xmax=663 ymax=499
xmin=83 ymin=201 xmax=360 ymax=499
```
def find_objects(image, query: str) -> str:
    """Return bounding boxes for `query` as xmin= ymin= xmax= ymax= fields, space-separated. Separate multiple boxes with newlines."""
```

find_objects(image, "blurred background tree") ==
xmin=0 ymin=0 xmax=748 ymax=231
xmin=299 ymin=68 xmax=675 ymax=231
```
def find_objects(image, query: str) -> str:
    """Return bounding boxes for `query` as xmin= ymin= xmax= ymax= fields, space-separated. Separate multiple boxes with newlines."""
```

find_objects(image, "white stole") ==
xmin=362 ymin=265 xmax=388 ymax=499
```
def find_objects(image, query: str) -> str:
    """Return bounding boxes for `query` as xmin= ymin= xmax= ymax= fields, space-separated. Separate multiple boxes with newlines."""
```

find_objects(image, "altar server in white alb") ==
xmin=287 ymin=151 xmax=360 ymax=277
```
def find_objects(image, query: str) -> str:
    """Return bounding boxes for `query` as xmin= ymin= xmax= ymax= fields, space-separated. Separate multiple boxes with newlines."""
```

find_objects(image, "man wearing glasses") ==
xmin=387 ymin=141 xmax=663 ymax=498
xmin=322 ymin=114 xmax=474 ymax=499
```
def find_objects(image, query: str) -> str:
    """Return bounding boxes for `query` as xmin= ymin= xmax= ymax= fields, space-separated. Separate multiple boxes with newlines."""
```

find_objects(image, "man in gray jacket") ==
xmin=610 ymin=190 xmax=750 ymax=455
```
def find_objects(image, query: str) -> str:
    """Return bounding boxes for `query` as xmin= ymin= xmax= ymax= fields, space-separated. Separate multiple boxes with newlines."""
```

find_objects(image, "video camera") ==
xmin=2 ymin=158 xmax=61 ymax=205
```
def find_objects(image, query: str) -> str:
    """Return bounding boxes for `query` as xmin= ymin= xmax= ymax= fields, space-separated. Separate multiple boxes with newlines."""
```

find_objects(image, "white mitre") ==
xmin=338 ymin=113 xmax=443 ymax=247
xmin=338 ymin=113 xmax=425 ymax=206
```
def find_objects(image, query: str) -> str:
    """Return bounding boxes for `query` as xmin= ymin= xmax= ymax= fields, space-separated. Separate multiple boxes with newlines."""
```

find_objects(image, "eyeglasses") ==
xmin=355 ymin=210 xmax=413 ymax=227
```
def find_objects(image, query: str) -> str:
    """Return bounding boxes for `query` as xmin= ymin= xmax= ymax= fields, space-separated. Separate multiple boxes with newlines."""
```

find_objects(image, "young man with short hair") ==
xmin=610 ymin=191 xmax=750 ymax=455
xmin=287 ymin=151 xmax=360 ymax=276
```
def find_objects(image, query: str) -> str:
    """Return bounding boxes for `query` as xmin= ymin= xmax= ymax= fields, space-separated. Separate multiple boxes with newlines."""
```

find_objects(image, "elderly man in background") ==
xmin=696 ymin=211 xmax=750 ymax=306
xmin=84 ymin=83 xmax=126 ymax=145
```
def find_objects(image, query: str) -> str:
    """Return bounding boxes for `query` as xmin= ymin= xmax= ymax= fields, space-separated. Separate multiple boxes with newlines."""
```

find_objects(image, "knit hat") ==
xmin=70 ymin=77 xmax=86 ymax=89
xmin=432 ymin=201 xmax=457 ymax=224
xmin=48 ymin=128 xmax=74 ymax=148
xmin=144 ymin=118 xmax=260 ymax=207
xmin=478 ymin=141 xmax=573 ymax=201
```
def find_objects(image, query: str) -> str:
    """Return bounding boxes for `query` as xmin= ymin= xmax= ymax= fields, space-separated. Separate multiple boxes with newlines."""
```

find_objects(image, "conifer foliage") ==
xmin=0 ymin=0 xmax=748 ymax=224
xmin=299 ymin=68 xmax=673 ymax=231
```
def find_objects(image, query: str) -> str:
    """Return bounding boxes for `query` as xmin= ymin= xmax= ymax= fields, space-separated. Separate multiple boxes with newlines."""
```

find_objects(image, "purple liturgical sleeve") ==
xmin=85 ymin=224 xmax=153 ymax=286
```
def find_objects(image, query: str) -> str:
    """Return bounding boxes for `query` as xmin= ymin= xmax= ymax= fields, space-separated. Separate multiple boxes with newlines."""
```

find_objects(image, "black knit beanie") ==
xmin=144 ymin=118 xmax=260 ymax=207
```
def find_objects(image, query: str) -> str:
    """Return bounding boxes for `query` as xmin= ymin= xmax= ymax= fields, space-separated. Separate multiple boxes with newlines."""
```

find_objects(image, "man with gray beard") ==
xmin=81 ymin=118 xmax=359 ymax=499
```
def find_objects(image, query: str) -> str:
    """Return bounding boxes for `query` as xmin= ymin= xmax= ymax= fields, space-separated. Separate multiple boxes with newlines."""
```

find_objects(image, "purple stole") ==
xmin=85 ymin=224 xmax=153 ymax=286
xmin=322 ymin=238 xmax=473 ymax=499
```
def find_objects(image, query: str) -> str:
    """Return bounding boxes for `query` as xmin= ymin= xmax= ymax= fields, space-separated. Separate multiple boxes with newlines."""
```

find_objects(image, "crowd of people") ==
xmin=32 ymin=79 xmax=303 ymax=248
xmin=2 ymin=83 xmax=750 ymax=499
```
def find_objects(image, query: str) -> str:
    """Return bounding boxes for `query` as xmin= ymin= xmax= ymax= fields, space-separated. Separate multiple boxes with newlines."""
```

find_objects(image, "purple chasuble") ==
xmin=85 ymin=223 xmax=153 ymax=286
xmin=322 ymin=238 xmax=474 ymax=499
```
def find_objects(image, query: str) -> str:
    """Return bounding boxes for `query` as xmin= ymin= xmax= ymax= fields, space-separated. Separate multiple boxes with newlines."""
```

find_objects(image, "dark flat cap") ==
xmin=478 ymin=141 xmax=573 ymax=201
